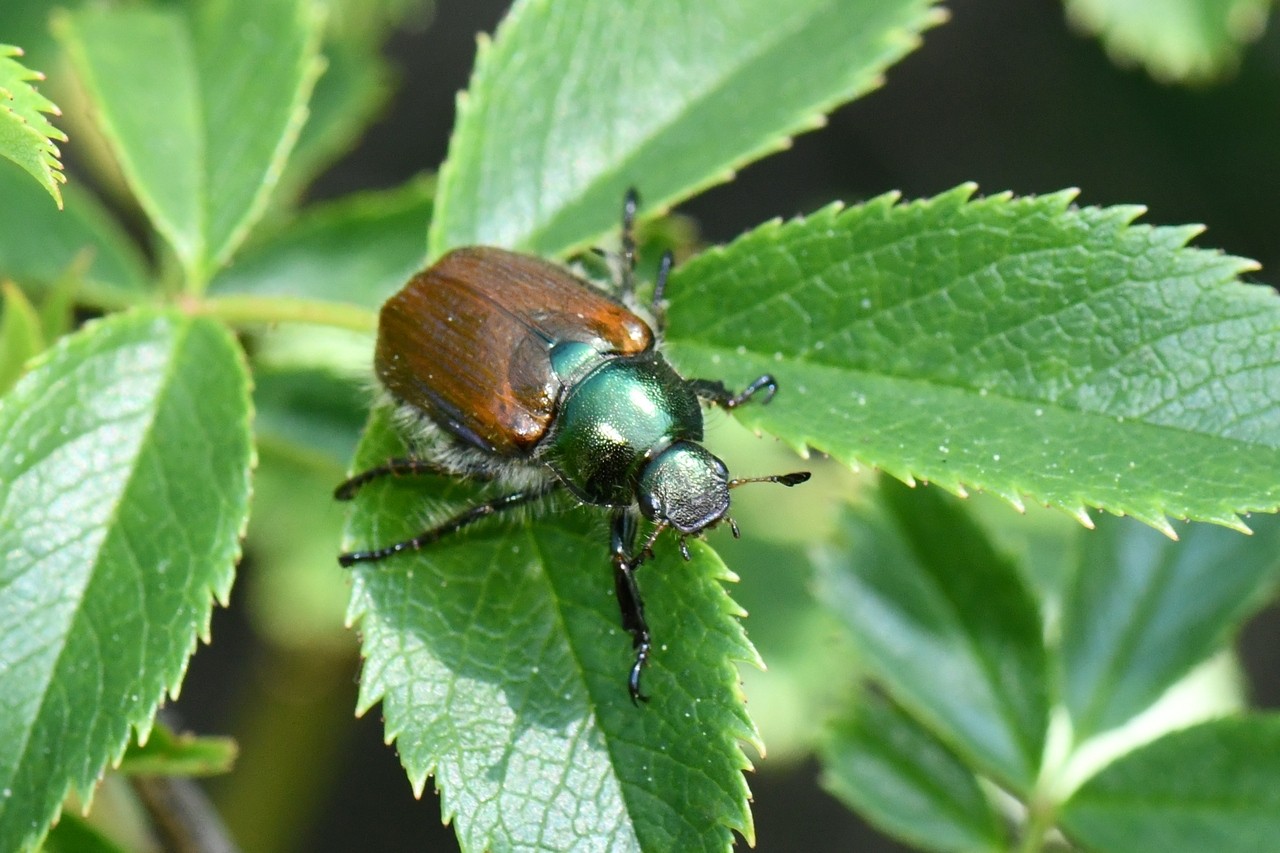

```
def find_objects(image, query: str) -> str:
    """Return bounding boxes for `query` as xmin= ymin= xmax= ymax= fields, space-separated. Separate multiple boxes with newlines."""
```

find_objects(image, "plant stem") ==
xmin=1018 ymin=795 xmax=1057 ymax=853
xmin=182 ymin=294 xmax=378 ymax=334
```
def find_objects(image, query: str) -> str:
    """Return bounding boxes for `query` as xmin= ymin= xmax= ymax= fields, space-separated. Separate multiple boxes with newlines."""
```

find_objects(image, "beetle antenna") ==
xmin=729 ymin=471 xmax=812 ymax=489
xmin=728 ymin=517 xmax=741 ymax=538
xmin=678 ymin=536 xmax=691 ymax=561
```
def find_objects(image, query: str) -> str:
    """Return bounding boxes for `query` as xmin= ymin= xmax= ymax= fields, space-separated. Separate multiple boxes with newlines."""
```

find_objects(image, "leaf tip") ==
xmin=1217 ymin=514 xmax=1254 ymax=535
xmin=1066 ymin=505 xmax=1095 ymax=529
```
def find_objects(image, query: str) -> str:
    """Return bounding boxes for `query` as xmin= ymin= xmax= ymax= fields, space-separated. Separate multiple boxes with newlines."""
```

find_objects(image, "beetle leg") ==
xmin=333 ymin=456 xmax=464 ymax=500
xmin=337 ymin=485 xmax=557 ymax=567
xmin=650 ymin=250 xmax=673 ymax=334
xmin=619 ymin=188 xmax=640 ymax=304
xmin=610 ymin=509 xmax=651 ymax=705
xmin=689 ymin=373 xmax=778 ymax=410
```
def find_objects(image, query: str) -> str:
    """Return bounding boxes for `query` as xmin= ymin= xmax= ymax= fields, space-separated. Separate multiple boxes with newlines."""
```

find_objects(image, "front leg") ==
xmin=689 ymin=373 xmax=778 ymax=410
xmin=610 ymin=509 xmax=651 ymax=704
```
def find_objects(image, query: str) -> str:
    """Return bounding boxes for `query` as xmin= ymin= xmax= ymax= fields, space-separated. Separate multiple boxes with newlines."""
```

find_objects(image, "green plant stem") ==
xmin=183 ymin=294 xmax=378 ymax=334
xmin=1018 ymin=794 xmax=1058 ymax=853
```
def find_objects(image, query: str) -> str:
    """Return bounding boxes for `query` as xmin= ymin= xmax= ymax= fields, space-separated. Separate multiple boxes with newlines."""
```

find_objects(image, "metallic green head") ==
xmin=636 ymin=440 xmax=730 ymax=534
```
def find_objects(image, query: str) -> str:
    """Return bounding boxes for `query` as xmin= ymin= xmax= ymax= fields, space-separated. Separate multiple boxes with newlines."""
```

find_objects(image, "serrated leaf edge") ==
xmin=2 ymin=309 xmax=253 ymax=849
xmin=0 ymin=45 xmax=67 ymax=208
xmin=428 ymin=0 xmax=949 ymax=259
xmin=343 ymin=532 xmax=764 ymax=847
xmin=679 ymin=184 xmax=1275 ymax=538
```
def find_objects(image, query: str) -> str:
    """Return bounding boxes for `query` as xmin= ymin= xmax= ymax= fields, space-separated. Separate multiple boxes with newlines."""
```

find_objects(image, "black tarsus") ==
xmin=616 ymin=189 xmax=672 ymax=334
xmin=337 ymin=484 xmax=558 ymax=567
xmin=689 ymin=373 xmax=779 ymax=410
xmin=610 ymin=509 xmax=651 ymax=705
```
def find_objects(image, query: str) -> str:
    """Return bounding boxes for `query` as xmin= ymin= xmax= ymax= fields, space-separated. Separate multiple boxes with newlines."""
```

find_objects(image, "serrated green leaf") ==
xmin=0 ymin=161 xmax=150 ymax=301
xmin=814 ymin=476 xmax=1049 ymax=789
xmin=1061 ymin=715 xmax=1280 ymax=852
xmin=56 ymin=0 xmax=324 ymax=288
xmin=429 ymin=0 xmax=943 ymax=258
xmin=116 ymin=720 xmax=237 ymax=777
xmin=344 ymin=408 xmax=760 ymax=852
xmin=42 ymin=813 xmax=130 ymax=853
xmin=0 ymin=281 xmax=45 ymax=395
xmin=1066 ymin=0 xmax=1270 ymax=83
xmin=272 ymin=41 xmax=394 ymax=208
xmin=821 ymin=690 xmax=1005 ymax=853
xmin=0 ymin=309 xmax=253 ymax=850
xmin=0 ymin=45 xmax=65 ymax=207
xmin=1061 ymin=514 xmax=1280 ymax=741
xmin=665 ymin=187 xmax=1280 ymax=533
xmin=209 ymin=177 xmax=433 ymax=308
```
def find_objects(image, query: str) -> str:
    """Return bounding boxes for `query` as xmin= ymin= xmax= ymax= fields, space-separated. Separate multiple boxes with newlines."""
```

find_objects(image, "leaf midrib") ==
xmin=526 ymin=525 xmax=644 ymax=852
xmin=673 ymin=337 xmax=1280 ymax=458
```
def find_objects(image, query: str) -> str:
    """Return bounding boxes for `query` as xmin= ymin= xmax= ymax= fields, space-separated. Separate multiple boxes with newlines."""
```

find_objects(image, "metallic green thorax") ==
xmin=542 ymin=342 xmax=705 ymax=506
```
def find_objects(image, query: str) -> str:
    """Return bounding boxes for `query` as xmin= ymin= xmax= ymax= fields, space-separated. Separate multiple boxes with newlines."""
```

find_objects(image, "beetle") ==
xmin=336 ymin=190 xmax=809 ymax=702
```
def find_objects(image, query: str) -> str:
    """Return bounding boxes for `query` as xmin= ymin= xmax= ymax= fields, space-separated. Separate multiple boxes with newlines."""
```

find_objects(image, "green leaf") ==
xmin=716 ymin=532 xmax=852 ymax=762
xmin=56 ymin=0 xmax=324 ymax=287
xmin=254 ymin=365 xmax=369 ymax=465
xmin=209 ymin=177 xmax=433 ymax=308
xmin=243 ymin=439 xmax=352 ymax=649
xmin=814 ymin=476 xmax=1049 ymax=789
xmin=42 ymin=813 xmax=130 ymax=853
xmin=429 ymin=0 xmax=943 ymax=258
xmin=344 ymin=408 xmax=760 ymax=852
xmin=0 ymin=309 xmax=253 ymax=850
xmin=1061 ymin=716 xmax=1280 ymax=852
xmin=272 ymin=41 xmax=394 ymax=208
xmin=117 ymin=720 xmax=238 ymax=777
xmin=321 ymin=0 xmax=435 ymax=47
xmin=0 ymin=281 xmax=45 ymax=395
xmin=0 ymin=161 xmax=150 ymax=301
xmin=0 ymin=45 xmax=65 ymax=208
xmin=821 ymin=690 xmax=1005 ymax=853
xmin=1065 ymin=0 xmax=1270 ymax=83
xmin=664 ymin=187 xmax=1280 ymax=534
xmin=1062 ymin=514 xmax=1280 ymax=741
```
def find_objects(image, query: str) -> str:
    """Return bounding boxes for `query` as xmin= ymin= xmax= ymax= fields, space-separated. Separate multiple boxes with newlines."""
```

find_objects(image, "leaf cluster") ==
xmin=0 ymin=0 xmax=1278 ymax=851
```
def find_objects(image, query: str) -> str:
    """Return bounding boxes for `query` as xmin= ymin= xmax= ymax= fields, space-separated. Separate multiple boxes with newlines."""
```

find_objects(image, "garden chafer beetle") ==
xmin=337 ymin=191 xmax=809 ymax=702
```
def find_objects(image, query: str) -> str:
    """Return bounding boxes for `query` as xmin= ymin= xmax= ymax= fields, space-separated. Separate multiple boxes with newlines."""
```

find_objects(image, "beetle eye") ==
xmin=637 ymin=489 xmax=658 ymax=520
